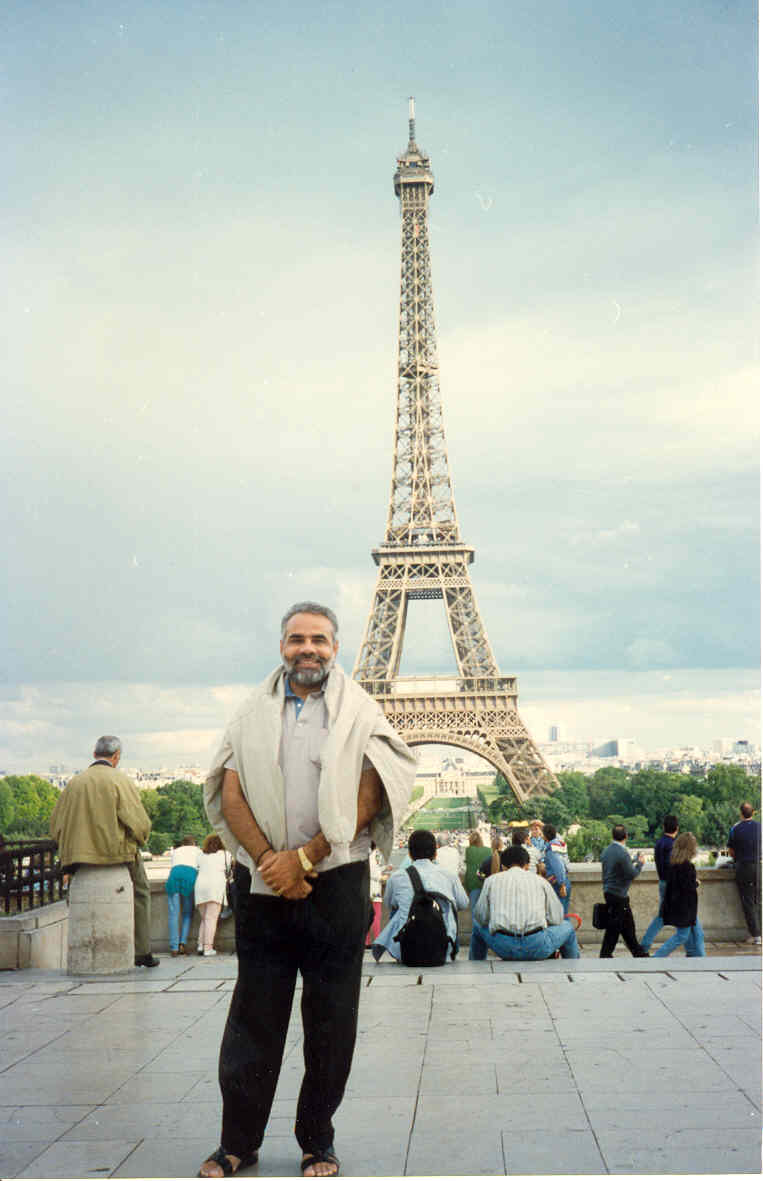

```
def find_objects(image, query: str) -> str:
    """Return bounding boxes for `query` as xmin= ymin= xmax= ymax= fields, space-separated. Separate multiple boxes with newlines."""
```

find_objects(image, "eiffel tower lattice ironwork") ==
xmin=353 ymin=99 xmax=558 ymax=804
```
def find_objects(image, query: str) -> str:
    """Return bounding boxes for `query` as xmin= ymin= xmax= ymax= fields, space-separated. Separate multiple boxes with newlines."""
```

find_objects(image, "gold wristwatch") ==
xmin=297 ymin=846 xmax=314 ymax=873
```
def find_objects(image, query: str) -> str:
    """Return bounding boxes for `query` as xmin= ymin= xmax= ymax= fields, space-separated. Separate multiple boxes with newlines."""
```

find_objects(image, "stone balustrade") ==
xmin=0 ymin=864 xmax=750 ymax=968
xmin=140 ymin=863 xmax=754 ymax=949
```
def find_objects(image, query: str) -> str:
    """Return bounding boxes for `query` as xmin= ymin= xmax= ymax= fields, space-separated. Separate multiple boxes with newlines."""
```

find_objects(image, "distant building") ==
xmin=549 ymin=725 xmax=561 ymax=742
xmin=590 ymin=738 xmax=641 ymax=760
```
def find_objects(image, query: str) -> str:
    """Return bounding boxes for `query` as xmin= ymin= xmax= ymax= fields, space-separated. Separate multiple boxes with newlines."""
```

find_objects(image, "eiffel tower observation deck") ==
xmin=354 ymin=101 xmax=557 ymax=803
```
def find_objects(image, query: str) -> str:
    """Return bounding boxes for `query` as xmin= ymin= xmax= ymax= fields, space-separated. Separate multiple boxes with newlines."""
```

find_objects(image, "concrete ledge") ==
xmin=148 ymin=879 xmax=235 ymax=952
xmin=0 ymin=900 xmax=69 ymax=970
xmin=362 ymin=953 xmax=761 ymax=978
xmin=3 ymin=863 xmax=747 ymax=970
xmin=147 ymin=864 xmax=753 ymax=951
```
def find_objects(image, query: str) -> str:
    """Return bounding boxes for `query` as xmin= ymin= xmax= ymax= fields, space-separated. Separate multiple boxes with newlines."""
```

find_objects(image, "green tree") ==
xmin=148 ymin=831 xmax=173 ymax=856
xmin=586 ymin=768 xmax=631 ymax=819
xmin=540 ymin=772 xmax=593 ymax=830
xmin=705 ymin=765 xmax=759 ymax=809
xmin=0 ymin=779 xmax=15 ymax=831
xmin=701 ymin=800 xmax=739 ymax=847
xmin=538 ymin=793 xmax=570 ymax=830
xmin=554 ymin=772 xmax=591 ymax=823
xmin=2 ymin=775 xmax=60 ymax=837
xmin=140 ymin=789 xmax=160 ymax=823
xmin=614 ymin=769 xmax=682 ymax=835
xmin=670 ymin=794 xmax=705 ymax=842
xmin=567 ymin=820 xmax=611 ymax=862
xmin=605 ymin=814 xmax=648 ymax=843
xmin=624 ymin=814 xmax=649 ymax=844
xmin=487 ymin=798 xmax=512 ymax=824
xmin=487 ymin=796 xmax=536 ymax=825
xmin=151 ymin=780 xmax=208 ymax=845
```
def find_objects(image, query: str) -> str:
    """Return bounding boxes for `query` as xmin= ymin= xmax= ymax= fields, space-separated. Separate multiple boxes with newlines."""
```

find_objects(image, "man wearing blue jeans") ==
xmin=469 ymin=845 xmax=580 ymax=960
xmin=641 ymin=815 xmax=678 ymax=953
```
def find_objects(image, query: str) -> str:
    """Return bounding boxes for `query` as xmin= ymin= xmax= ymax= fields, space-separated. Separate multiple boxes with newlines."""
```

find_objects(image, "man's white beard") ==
xmin=283 ymin=655 xmax=335 ymax=687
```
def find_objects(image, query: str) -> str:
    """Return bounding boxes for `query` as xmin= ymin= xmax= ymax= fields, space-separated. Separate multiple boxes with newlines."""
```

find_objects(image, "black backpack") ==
xmin=393 ymin=865 xmax=456 ymax=967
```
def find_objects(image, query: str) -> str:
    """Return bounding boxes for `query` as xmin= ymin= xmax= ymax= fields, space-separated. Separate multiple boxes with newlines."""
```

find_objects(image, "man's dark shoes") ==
xmin=198 ymin=1147 xmax=258 ymax=1177
xmin=301 ymin=1146 xmax=340 ymax=1177
xmin=134 ymin=953 xmax=160 ymax=967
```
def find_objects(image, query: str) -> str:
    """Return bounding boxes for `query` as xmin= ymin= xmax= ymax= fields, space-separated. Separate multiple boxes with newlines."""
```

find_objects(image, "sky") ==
xmin=1 ymin=1 xmax=759 ymax=770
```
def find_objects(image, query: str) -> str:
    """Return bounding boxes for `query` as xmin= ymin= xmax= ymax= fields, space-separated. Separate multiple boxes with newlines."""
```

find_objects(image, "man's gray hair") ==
xmin=94 ymin=735 xmax=122 ymax=758
xmin=281 ymin=602 xmax=339 ymax=641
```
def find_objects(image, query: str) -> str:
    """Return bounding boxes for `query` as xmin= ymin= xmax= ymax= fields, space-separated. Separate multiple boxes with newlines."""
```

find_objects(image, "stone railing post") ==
xmin=67 ymin=864 xmax=134 ymax=975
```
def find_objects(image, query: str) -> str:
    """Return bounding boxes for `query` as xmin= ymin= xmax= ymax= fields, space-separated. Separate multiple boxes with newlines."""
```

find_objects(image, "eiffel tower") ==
xmin=353 ymin=100 xmax=558 ymax=804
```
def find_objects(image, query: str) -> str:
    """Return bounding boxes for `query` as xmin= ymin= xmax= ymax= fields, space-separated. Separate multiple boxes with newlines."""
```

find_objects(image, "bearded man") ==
xmin=199 ymin=602 xmax=416 ymax=1179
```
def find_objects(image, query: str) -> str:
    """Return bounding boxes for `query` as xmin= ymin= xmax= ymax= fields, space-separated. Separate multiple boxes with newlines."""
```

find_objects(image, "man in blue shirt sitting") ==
xmin=372 ymin=829 xmax=469 ymax=961
xmin=640 ymin=814 xmax=679 ymax=953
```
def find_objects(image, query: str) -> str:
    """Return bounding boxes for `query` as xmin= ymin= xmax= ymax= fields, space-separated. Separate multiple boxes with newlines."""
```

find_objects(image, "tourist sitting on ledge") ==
xmin=372 ymin=828 xmax=469 ymax=963
xmin=469 ymin=845 xmax=580 ymax=961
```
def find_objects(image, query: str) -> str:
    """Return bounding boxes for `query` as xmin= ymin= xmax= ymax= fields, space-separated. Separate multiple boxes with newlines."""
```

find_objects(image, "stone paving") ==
xmin=0 ymin=949 xmax=760 ymax=1178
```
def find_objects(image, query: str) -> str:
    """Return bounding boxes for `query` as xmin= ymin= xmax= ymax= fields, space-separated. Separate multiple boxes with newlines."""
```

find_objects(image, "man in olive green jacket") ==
xmin=50 ymin=735 xmax=158 ymax=966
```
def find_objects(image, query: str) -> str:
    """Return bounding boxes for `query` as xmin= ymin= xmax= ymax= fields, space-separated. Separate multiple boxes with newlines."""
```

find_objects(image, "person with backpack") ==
xmin=371 ymin=829 xmax=469 ymax=965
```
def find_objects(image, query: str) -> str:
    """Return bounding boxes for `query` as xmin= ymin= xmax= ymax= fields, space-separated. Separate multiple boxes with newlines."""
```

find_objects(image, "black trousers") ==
xmin=599 ymin=892 xmax=645 ymax=957
xmin=218 ymin=859 xmax=369 ymax=1158
xmin=735 ymin=862 xmax=761 ymax=937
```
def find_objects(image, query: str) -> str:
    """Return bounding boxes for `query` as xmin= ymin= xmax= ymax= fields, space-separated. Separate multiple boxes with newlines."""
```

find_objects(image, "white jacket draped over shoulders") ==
xmin=204 ymin=664 xmax=416 ymax=863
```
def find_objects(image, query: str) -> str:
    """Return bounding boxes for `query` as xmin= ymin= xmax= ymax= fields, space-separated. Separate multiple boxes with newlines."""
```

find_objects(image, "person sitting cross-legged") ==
xmin=469 ymin=845 xmax=580 ymax=960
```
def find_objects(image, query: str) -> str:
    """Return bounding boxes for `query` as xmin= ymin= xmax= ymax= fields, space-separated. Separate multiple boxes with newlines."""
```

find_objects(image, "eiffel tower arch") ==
xmin=353 ymin=100 xmax=558 ymax=805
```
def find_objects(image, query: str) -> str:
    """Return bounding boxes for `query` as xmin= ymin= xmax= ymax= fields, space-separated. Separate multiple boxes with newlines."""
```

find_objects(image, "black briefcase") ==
xmin=592 ymin=902 xmax=609 ymax=930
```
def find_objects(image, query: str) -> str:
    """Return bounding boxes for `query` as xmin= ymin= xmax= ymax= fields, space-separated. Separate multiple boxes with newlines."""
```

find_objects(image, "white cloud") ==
xmin=1 ymin=670 xmax=758 ymax=773
xmin=625 ymin=638 xmax=680 ymax=669
xmin=439 ymin=295 xmax=758 ymax=484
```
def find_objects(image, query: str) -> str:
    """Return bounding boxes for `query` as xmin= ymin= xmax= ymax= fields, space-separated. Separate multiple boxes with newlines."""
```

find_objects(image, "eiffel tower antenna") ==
xmin=353 ymin=101 xmax=558 ymax=804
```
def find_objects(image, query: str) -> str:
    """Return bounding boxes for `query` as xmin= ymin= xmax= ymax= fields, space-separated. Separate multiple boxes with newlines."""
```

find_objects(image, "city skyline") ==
xmin=1 ymin=2 xmax=758 ymax=770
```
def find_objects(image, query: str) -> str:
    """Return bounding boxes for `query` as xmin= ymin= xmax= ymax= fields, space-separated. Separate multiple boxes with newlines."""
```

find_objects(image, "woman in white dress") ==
xmin=195 ymin=833 xmax=232 ymax=956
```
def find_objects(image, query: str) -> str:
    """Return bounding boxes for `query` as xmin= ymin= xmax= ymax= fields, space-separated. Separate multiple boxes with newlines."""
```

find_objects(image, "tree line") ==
xmin=2 ymin=764 xmax=760 ymax=861
xmin=480 ymin=764 xmax=761 ymax=858
xmin=0 ymin=775 xmax=209 ymax=853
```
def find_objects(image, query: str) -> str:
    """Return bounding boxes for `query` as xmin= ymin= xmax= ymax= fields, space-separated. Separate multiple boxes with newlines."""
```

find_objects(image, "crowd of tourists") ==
xmin=370 ymin=802 xmax=762 ymax=965
xmin=372 ymin=820 xmax=583 ymax=964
